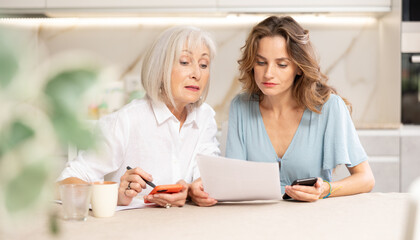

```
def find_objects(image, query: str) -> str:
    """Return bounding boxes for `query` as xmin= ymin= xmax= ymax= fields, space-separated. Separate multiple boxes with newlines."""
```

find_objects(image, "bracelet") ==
xmin=331 ymin=186 xmax=343 ymax=194
xmin=322 ymin=180 xmax=332 ymax=199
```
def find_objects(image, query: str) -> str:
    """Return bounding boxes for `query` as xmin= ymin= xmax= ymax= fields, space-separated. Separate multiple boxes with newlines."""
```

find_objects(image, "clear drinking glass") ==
xmin=59 ymin=184 xmax=92 ymax=221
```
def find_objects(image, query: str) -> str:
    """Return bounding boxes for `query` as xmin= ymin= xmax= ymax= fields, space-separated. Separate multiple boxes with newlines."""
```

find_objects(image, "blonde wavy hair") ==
xmin=238 ymin=16 xmax=351 ymax=114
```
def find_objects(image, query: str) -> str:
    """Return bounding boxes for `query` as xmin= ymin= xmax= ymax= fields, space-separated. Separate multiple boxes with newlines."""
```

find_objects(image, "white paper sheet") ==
xmin=196 ymin=154 xmax=282 ymax=201
xmin=55 ymin=197 xmax=155 ymax=211
xmin=116 ymin=197 xmax=156 ymax=211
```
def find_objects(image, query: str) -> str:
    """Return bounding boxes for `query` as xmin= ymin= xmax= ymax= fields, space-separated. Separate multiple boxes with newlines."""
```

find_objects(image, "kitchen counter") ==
xmin=4 ymin=193 xmax=411 ymax=240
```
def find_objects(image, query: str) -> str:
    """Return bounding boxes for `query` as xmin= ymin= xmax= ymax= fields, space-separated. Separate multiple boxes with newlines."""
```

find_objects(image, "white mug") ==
xmin=91 ymin=181 xmax=118 ymax=218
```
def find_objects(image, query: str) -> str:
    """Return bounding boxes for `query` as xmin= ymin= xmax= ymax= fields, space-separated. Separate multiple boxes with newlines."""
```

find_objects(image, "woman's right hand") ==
xmin=284 ymin=177 xmax=325 ymax=202
xmin=188 ymin=178 xmax=217 ymax=207
xmin=118 ymin=167 xmax=153 ymax=206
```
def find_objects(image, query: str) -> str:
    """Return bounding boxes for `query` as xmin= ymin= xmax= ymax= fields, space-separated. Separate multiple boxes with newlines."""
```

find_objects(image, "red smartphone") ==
xmin=144 ymin=184 xmax=183 ymax=203
xmin=283 ymin=177 xmax=318 ymax=200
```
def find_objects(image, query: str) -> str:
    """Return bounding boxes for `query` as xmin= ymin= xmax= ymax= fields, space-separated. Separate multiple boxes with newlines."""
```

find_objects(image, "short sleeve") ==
xmin=322 ymin=95 xmax=368 ymax=170
xmin=225 ymin=95 xmax=247 ymax=160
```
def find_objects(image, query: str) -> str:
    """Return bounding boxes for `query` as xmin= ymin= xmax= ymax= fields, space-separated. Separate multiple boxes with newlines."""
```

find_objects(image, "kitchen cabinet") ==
xmin=217 ymin=0 xmax=391 ymax=8
xmin=359 ymin=131 xmax=400 ymax=192
xmin=46 ymin=0 xmax=216 ymax=9
xmin=333 ymin=127 xmax=420 ymax=193
xmin=400 ymin=127 xmax=420 ymax=192
xmin=217 ymin=0 xmax=391 ymax=12
xmin=5 ymin=0 xmax=389 ymax=13
xmin=332 ymin=130 xmax=400 ymax=193
xmin=0 ymin=0 xmax=45 ymax=8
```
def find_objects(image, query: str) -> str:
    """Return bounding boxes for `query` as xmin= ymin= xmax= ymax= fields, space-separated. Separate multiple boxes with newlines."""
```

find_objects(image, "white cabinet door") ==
xmin=401 ymin=135 xmax=420 ymax=192
xmin=0 ymin=0 xmax=45 ymax=8
xmin=47 ymin=0 xmax=216 ymax=8
xmin=217 ymin=0 xmax=391 ymax=11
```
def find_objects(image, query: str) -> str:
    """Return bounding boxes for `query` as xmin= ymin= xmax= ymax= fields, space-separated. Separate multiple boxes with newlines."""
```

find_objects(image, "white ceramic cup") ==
xmin=90 ymin=181 xmax=118 ymax=218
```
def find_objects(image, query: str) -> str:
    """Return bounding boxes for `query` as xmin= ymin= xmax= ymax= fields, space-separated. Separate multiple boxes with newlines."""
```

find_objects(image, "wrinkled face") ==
xmin=254 ymin=36 xmax=301 ymax=97
xmin=170 ymin=43 xmax=210 ymax=109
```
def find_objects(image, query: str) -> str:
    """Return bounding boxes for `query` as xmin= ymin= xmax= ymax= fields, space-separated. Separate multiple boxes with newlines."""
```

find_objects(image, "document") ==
xmin=116 ymin=197 xmax=155 ymax=211
xmin=196 ymin=154 xmax=282 ymax=201
xmin=55 ymin=197 xmax=155 ymax=211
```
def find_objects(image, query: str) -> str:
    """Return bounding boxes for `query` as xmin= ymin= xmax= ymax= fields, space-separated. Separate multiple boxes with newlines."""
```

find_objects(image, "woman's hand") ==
xmin=284 ymin=178 xmax=326 ymax=202
xmin=143 ymin=180 xmax=189 ymax=208
xmin=118 ymin=167 xmax=153 ymax=206
xmin=188 ymin=178 xmax=217 ymax=207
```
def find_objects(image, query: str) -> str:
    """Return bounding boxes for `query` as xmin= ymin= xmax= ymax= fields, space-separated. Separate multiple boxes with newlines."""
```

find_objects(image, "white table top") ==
xmin=3 ymin=193 xmax=411 ymax=240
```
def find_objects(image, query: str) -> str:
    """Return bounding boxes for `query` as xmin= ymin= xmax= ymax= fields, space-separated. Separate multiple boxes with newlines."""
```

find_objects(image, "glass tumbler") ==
xmin=59 ymin=184 xmax=92 ymax=221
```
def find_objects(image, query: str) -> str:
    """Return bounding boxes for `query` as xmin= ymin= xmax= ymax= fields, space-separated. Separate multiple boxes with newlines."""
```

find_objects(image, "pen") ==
xmin=126 ymin=166 xmax=156 ymax=188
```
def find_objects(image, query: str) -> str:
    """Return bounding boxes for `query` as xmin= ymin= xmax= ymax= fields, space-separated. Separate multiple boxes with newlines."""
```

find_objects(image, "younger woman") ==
xmin=224 ymin=16 xmax=375 ymax=202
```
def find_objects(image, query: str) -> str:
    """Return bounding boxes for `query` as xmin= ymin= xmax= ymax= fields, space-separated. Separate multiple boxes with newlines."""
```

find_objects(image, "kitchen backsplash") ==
xmin=0 ymin=15 xmax=400 ymax=128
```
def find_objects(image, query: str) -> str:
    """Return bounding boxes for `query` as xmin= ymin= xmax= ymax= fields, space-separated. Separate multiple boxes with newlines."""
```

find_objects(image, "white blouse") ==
xmin=58 ymin=97 xmax=220 ymax=194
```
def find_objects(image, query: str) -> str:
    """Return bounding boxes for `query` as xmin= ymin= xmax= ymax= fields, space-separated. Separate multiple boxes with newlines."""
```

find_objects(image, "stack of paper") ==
xmin=196 ymin=154 xmax=281 ymax=201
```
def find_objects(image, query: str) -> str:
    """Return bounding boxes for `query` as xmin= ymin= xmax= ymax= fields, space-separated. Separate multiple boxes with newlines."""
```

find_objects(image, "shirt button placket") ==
xmin=172 ymin=119 xmax=181 ymax=182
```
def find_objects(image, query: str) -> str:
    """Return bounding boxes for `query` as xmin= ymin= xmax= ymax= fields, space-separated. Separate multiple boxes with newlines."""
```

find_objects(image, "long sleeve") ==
xmin=191 ymin=105 xmax=221 ymax=181
xmin=58 ymin=98 xmax=221 ymax=186
xmin=57 ymin=111 xmax=128 ymax=182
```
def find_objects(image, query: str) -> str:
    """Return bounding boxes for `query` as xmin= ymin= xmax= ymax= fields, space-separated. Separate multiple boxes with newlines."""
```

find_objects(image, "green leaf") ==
xmin=43 ymin=68 xmax=98 ymax=149
xmin=51 ymin=113 xmax=96 ymax=150
xmin=44 ymin=69 xmax=97 ymax=113
xmin=0 ymin=120 xmax=35 ymax=158
xmin=5 ymin=162 xmax=48 ymax=213
xmin=49 ymin=212 xmax=60 ymax=235
xmin=0 ymin=36 xmax=19 ymax=88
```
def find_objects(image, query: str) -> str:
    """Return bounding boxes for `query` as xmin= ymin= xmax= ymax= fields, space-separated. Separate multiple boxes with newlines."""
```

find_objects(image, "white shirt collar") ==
xmin=151 ymin=100 xmax=199 ymax=128
xmin=184 ymin=105 xmax=199 ymax=128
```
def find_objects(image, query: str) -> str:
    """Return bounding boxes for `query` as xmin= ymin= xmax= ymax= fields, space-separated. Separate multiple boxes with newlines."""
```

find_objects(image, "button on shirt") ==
xmin=58 ymin=97 xmax=220 ymax=194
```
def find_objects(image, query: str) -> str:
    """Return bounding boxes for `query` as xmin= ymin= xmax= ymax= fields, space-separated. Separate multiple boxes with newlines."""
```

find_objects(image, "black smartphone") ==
xmin=282 ymin=177 xmax=318 ymax=200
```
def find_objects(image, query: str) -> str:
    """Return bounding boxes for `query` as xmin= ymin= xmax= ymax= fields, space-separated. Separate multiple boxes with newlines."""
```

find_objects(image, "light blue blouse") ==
xmin=225 ymin=93 xmax=368 ymax=193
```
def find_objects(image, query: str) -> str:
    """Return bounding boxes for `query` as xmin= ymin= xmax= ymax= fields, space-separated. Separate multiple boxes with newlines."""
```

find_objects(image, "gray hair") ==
xmin=141 ymin=26 xmax=216 ymax=109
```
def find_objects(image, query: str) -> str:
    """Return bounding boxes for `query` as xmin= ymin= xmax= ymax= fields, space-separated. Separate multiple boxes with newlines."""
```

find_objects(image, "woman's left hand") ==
xmin=284 ymin=178 xmax=325 ymax=202
xmin=143 ymin=180 xmax=189 ymax=208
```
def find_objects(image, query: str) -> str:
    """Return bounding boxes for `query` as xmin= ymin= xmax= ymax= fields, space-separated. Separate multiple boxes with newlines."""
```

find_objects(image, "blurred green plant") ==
xmin=0 ymin=28 xmax=101 ymax=235
xmin=0 ymin=34 xmax=19 ymax=88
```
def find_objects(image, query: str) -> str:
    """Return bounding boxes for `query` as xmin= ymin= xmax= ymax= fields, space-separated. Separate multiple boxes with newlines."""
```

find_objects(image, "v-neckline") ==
xmin=257 ymin=102 xmax=306 ymax=160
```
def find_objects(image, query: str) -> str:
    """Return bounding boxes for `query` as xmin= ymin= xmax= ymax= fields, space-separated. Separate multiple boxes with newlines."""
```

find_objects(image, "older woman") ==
xmin=58 ymin=26 xmax=220 ymax=208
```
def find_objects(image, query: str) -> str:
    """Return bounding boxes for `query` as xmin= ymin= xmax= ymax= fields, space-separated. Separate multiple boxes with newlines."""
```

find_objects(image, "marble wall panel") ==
xmin=1 ymin=17 xmax=400 ymax=129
